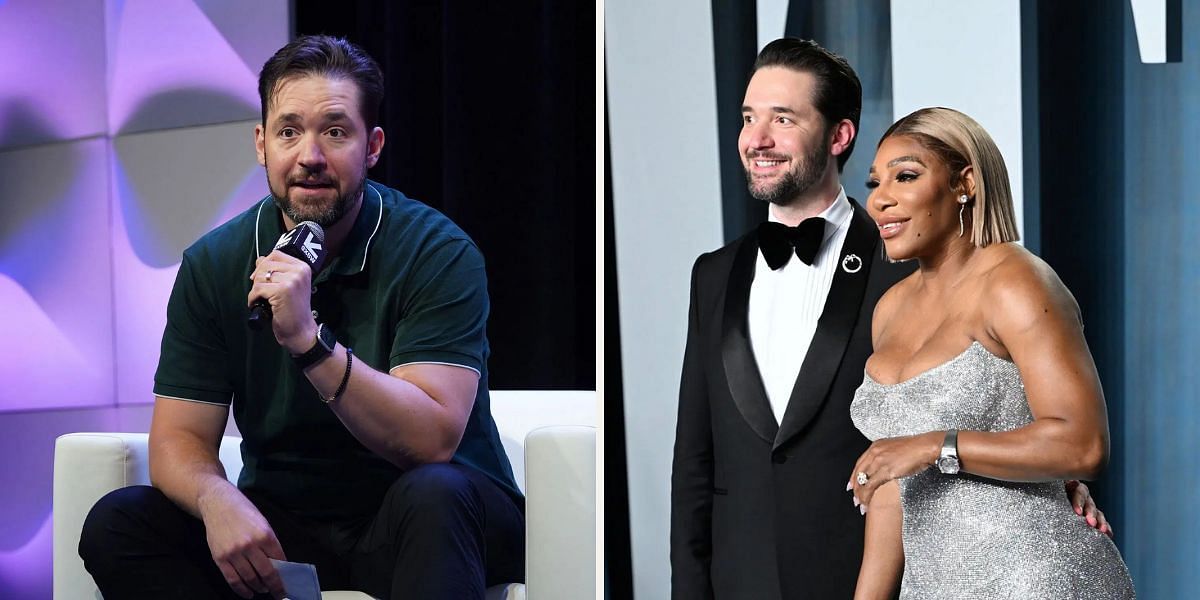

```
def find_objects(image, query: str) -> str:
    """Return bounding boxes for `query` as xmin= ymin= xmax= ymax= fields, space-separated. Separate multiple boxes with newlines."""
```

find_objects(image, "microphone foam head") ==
xmin=297 ymin=221 xmax=326 ymax=243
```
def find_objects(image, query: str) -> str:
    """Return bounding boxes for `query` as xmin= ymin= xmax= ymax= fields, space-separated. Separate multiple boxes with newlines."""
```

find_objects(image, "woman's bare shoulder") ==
xmin=977 ymin=243 xmax=1082 ymax=335
xmin=872 ymin=269 xmax=920 ymax=339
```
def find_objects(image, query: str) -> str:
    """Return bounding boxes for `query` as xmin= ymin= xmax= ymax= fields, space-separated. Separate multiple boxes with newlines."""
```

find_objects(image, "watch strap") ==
xmin=941 ymin=429 xmax=959 ymax=459
xmin=292 ymin=323 xmax=335 ymax=370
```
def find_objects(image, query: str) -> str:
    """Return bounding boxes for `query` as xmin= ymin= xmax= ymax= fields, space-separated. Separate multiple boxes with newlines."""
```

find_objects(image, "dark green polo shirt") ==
xmin=154 ymin=181 xmax=520 ymax=521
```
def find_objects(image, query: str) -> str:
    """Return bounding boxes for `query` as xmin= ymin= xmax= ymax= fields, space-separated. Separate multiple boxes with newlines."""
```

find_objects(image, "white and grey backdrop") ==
xmin=607 ymin=0 xmax=1194 ymax=598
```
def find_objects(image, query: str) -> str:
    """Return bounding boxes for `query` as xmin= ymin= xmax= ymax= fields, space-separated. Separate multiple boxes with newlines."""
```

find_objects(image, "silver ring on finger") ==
xmin=856 ymin=471 xmax=869 ymax=486
xmin=265 ymin=270 xmax=275 ymax=282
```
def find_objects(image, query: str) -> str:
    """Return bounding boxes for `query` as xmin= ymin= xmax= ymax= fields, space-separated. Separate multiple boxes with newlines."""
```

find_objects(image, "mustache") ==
xmin=745 ymin=152 xmax=789 ymax=161
xmin=288 ymin=176 xmax=336 ymax=186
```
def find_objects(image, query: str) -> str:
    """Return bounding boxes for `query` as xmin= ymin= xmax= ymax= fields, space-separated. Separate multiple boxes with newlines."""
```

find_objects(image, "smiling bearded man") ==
xmin=743 ymin=119 xmax=831 ymax=207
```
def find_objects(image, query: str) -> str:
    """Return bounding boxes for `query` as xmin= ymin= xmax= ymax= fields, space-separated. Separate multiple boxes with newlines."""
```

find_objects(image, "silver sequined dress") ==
xmin=850 ymin=342 xmax=1135 ymax=599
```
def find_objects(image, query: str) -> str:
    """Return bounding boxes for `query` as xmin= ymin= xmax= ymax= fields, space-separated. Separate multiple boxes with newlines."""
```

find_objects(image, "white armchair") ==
xmin=53 ymin=390 xmax=595 ymax=600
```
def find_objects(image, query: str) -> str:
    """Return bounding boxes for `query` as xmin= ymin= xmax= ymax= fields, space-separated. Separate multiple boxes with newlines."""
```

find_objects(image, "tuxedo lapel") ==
xmin=773 ymin=200 xmax=878 ymax=450
xmin=721 ymin=232 xmax=779 ymax=444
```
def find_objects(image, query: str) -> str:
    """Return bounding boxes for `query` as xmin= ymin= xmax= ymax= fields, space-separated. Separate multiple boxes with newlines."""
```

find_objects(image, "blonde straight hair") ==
xmin=880 ymin=107 xmax=1020 ymax=246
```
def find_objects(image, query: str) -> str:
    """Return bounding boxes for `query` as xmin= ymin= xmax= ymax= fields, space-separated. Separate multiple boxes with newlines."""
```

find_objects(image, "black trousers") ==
xmin=79 ymin=463 xmax=525 ymax=599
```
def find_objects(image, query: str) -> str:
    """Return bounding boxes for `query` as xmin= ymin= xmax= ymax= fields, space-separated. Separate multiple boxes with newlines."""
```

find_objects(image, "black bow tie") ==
xmin=757 ymin=218 xmax=827 ymax=269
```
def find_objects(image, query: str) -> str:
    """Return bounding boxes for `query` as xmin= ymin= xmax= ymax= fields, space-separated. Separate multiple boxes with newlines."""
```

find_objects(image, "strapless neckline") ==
xmin=850 ymin=339 xmax=1134 ymax=598
xmin=863 ymin=341 xmax=1013 ymax=388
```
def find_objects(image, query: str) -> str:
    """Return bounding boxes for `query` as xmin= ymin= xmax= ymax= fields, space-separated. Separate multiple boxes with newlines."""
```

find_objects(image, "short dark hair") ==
xmin=753 ymin=38 xmax=862 ymax=171
xmin=258 ymin=35 xmax=384 ymax=129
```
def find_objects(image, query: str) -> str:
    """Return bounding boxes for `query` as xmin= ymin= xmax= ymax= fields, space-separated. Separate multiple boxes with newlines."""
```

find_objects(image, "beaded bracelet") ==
xmin=325 ymin=347 xmax=353 ymax=404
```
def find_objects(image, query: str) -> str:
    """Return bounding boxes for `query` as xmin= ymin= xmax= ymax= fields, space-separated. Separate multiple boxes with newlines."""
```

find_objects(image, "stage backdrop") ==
xmin=292 ymin=0 xmax=596 ymax=391
xmin=0 ymin=1 xmax=288 ymax=597
xmin=608 ymin=0 xmax=1195 ymax=598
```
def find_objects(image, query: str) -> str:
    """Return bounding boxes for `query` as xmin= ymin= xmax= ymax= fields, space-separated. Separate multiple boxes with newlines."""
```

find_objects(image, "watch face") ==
xmin=317 ymin=324 xmax=336 ymax=351
xmin=937 ymin=456 xmax=960 ymax=475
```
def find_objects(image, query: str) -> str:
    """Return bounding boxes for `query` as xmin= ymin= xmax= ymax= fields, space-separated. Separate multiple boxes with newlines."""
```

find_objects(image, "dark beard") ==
xmin=744 ymin=138 xmax=830 ymax=206
xmin=263 ymin=142 xmax=372 ymax=227
xmin=270 ymin=175 xmax=364 ymax=228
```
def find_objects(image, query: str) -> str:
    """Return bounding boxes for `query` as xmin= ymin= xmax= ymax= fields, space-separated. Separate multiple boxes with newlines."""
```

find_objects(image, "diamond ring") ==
xmin=856 ymin=471 xmax=869 ymax=486
xmin=265 ymin=270 xmax=275 ymax=282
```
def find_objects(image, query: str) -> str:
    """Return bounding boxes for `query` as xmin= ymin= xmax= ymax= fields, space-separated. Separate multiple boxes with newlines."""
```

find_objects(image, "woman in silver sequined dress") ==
xmin=846 ymin=107 xmax=1135 ymax=599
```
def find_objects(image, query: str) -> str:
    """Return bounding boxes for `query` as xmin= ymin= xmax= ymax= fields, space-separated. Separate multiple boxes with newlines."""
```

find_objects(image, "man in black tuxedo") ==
xmin=670 ymin=38 xmax=1106 ymax=599
xmin=670 ymin=38 xmax=908 ymax=600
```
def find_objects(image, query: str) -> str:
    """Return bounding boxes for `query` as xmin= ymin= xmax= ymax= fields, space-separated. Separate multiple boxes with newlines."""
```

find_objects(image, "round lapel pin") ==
xmin=841 ymin=254 xmax=862 ymax=273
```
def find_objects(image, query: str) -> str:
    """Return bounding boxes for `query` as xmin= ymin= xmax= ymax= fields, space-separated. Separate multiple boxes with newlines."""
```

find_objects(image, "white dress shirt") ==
xmin=748 ymin=187 xmax=853 ymax=424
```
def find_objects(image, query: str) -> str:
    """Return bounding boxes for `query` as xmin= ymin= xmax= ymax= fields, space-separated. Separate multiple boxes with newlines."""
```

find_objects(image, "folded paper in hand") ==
xmin=269 ymin=558 xmax=321 ymax=600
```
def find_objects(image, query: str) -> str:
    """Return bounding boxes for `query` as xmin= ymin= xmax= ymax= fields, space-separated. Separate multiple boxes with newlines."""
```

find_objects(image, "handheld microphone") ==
xmin=247 ymin=221 xmax=327 ymax=330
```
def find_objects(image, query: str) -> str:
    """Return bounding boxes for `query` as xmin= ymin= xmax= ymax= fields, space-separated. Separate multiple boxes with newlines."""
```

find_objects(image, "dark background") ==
xmin=296 ymin=0 xmax=595 ymax=390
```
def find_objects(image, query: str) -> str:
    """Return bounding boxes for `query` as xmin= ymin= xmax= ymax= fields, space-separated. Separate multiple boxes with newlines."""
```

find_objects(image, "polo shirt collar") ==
xmin=253 ymin=180 xmax=384 ymax=278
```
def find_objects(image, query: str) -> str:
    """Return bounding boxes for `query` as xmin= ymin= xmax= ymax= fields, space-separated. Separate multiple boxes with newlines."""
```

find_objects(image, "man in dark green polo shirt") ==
xmin=79 ymin=35 xmax=523 ymax=600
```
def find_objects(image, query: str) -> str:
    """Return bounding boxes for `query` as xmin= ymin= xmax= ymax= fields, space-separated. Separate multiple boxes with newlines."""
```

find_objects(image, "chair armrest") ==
xmin=53 ymin=433 xmax=244 ymax=600
xmin=523 ymin=425 xmax=595 ymax=599
xmin=53 ymin=433 xmax=153 ymax=600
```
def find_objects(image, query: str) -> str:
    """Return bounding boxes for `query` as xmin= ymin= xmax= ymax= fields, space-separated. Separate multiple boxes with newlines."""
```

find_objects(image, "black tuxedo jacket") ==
xmin=671 ymin=198 xmax=914 ymax=599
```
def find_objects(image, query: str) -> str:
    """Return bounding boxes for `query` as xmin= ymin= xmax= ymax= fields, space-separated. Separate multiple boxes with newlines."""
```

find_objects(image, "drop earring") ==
xmin=957 ymin=194 xmax=969 ymax=237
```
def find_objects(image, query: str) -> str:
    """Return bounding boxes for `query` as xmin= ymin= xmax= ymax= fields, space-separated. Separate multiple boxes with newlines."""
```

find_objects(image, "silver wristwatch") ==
xmin=936 ymin=429 xmax=960 ymax=474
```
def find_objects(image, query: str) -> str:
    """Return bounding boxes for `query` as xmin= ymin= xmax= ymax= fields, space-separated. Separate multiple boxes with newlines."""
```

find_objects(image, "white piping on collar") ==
xmin=360 ymin=183 xmax=384 ymax=272
xmin=252 ymin=186 xmax=382 ymax=271
xmin=254 ymin=196 xmax=271 ymax=257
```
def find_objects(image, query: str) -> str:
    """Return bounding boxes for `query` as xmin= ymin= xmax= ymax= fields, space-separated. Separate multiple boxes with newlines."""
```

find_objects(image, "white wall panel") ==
xmin=890 ymin=0 xmax=1025 ymax=240
xmin=606 ymin=1 xmax=726 ymax=597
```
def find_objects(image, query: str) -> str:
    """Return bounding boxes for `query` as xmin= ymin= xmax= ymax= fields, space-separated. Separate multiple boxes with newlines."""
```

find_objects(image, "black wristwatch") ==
xmin=292 ymin=323 xmax=336 ymax=370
